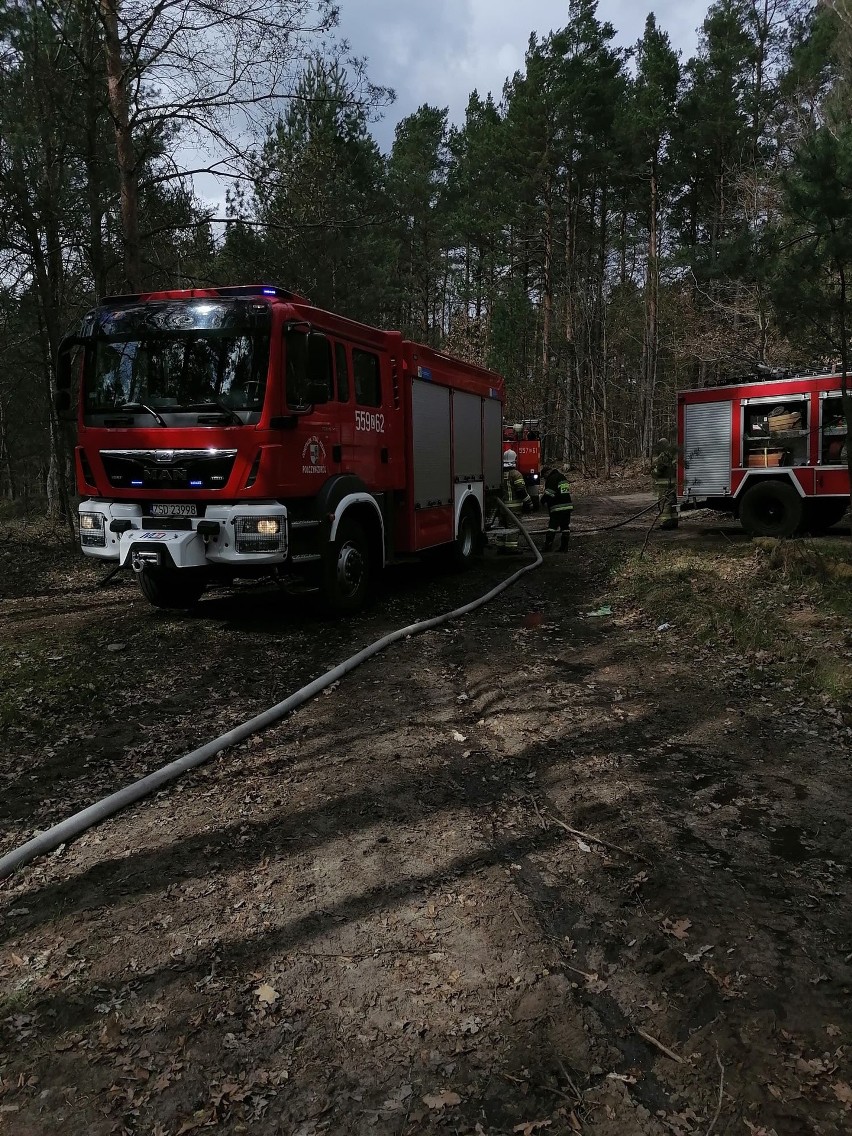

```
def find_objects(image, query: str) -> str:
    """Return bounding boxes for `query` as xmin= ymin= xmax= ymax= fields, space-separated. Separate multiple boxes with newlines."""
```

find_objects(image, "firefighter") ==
xmin=541 ymin=464 xmax=573 ymax=551
xmin=651 ymin=438 xmax=678 ymax=530
xmin=498 ymin=449 xmax=533 ymax=551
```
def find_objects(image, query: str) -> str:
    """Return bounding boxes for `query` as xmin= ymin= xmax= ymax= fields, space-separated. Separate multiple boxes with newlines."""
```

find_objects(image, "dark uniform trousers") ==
xmin=542 ymin=469 xmax=573 ymax=551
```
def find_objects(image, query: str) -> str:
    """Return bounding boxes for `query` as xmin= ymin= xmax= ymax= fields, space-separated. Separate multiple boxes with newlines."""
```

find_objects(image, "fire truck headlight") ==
xmin=79 ymin=512 xmax=106 ymax=547
xmin=234 ymin=515 xmax=286 ymax=554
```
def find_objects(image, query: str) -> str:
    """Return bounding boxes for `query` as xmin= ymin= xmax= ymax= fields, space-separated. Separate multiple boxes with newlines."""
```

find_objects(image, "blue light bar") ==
xmin=190 ymin=479 xmax=203 ymax=487
xmin=131 ymin=480 xmax=143 ymax=486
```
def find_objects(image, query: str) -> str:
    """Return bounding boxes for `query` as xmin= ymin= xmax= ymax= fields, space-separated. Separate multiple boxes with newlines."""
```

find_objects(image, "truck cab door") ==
xmin=281 ymin=329 xmax=341 ymax=488
xmin=337 ymin=343 xmax=396 ymax=491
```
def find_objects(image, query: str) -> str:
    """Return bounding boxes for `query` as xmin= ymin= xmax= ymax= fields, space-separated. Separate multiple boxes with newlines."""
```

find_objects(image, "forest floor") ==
xmin=1 ymin=481 xmax=851 ymax=1136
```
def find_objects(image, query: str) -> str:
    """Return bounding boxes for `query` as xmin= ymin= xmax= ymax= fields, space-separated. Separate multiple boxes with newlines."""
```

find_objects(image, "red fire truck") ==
xmin=677 ymin=369 xmax=850 ymax=537
xmin=502 ymin=420 xmax=542 ymax=504
xmin=57 ymin=285 xmax=505 ymax=609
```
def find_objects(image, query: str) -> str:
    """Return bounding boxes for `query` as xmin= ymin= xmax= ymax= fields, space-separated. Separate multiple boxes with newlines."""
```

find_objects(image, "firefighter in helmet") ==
xmin=498 ymin=448 xmax=533 ymax=551
xmin=541 ymin=464 xmax=573 ymax=551
xmin=651 ymin=438 xmax=678 ymax=530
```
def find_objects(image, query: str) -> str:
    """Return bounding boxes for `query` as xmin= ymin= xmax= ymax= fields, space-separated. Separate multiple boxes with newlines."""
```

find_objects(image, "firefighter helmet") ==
xmin=503 ymin=449 xmax=517 ymax=468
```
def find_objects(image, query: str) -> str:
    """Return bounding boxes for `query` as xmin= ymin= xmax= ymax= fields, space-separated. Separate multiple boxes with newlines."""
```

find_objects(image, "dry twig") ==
xmin=635 ymin=1026 xmax=683 ymax=1064
xmin=528 ymin=795 xmax=549 ymax=830
xmin=704 ymin=1050 xmax=725 ymax=1136
xmin=545 ymin=812 xmax=650 ymax=863
xmin=557 ymin=1058 xmax=583 ymax=1100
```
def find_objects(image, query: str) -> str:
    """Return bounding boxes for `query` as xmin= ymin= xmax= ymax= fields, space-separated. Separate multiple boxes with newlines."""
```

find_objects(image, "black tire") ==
xmin=450 ymin=503 xmax=482 ymax=570
xmin=136 ymin=566 xmax=206 ymax=609
xmin=802 ymin=498 xmax=849 ymax=534
xmin=738 ymin=480 xmax=804 ymax=538
xmin=323 ymin=517 xmax=370 ymax=613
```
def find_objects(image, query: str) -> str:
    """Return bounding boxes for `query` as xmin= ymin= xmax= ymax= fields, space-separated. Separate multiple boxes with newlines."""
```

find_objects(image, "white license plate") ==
xmin=149 ymin=504 xmax=197 ymax=517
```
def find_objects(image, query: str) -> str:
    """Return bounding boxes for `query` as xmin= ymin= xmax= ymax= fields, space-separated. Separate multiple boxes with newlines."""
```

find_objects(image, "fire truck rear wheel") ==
xmin=136 ymin=566 xmax=207 ymax=609
xmin=739 ymin=480 xmax=803 ymax=538
xmin=324 ymin=517 xmax=370 ymax=612
xmin=451 ymin=503 xmax=482 ymax=569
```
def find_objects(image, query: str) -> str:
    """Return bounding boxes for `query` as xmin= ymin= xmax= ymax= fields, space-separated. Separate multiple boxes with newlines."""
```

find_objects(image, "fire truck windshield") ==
xmin=82 ymin=300 xmax=271 ymax=423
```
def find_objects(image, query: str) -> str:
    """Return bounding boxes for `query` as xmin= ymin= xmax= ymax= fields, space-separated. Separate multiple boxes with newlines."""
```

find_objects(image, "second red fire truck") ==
xmin=58 ymin=285 xmax=505 ymax=610
xmin=502 ymin=420 xmax=543 ymax=505
xmin=677 ymin=368 xmax=850 ymax=537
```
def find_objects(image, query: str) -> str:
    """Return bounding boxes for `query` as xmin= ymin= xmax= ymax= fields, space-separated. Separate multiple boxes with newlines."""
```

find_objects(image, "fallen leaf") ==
xmin=379 ymin=1084 xmax=413 ymax=1116
xmin=575 ymin=839 xmax=593 ymax=853
xmin=833 ymin=1081 xmax=852 ymax=1107
xmin=176 ymin=1111 xmax=210 ymax=1135
xmin=684 ymin=944 xmax=713 ymax=963
xmin=661 ymin=917 xmax=692 ymax=941
xmin=513 ymin=1121 xmax=552 ymax=1135
xmin=451 ymin=731 xmax=467 ymax=743
xmin=423 ymin=1090 xmax=462 ymax=1110
xmin=256 ymin=983 xmax=279 ymax=1006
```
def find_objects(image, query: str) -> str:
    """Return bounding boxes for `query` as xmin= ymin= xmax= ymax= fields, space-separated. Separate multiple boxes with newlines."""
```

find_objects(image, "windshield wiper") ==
xmin=183 ymin=400 xmax=243 ymax=425
xmin=121 ymin=401 xmax=168 ymax=427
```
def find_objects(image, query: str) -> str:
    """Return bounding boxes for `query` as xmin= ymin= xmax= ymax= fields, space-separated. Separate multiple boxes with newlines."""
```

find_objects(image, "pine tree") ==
xmin=387 ymin=105 xmax=451 ymax=344
xmin=234 ymin=57 xmax=390 ymax=321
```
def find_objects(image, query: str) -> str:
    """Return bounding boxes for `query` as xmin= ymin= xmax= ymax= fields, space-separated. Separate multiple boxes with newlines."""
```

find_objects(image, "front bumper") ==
xmin=78 ymin=501 xmax=289 ymax=568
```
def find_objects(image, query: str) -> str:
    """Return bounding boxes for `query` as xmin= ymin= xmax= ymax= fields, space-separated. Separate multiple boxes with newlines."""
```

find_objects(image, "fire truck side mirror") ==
xmin=307 ymin=333 xmax=331 ymax=405
xmin=55 ymin=390 xmax=73 ymax=417
xmin=55 ymin=336 xmax=84 ymax=420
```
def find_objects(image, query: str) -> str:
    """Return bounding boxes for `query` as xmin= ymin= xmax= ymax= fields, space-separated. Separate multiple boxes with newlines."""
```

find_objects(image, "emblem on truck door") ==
xmin=302 ymin=436 xmax=327 ymax=475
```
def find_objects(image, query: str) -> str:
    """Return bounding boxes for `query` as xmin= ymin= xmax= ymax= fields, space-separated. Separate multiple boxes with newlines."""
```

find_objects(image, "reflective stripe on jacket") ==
xmin=543 ymin=468 xmax=573 ymax=514
xmin=502 ymin=467 xmax=531 ymax=512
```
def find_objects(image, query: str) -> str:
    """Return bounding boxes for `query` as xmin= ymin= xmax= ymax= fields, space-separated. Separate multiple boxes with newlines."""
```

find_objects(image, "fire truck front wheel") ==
xmin=136 ymin=566 xmax=207 ymax=609
xmin=323 ymin=517 xmax=370 ymax=612
xmin=739 ymin=480 xmax=803 ymax=538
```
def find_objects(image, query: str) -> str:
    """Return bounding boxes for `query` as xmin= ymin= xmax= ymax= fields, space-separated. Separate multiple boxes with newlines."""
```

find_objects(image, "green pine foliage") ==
xmin=3 ymin=0 xmax=852 ymax=501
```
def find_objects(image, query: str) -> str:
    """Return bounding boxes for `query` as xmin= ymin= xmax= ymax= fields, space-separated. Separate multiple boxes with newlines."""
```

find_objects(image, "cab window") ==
xmin=285 ymin=329 xmax=332 ymax=409
xmin=285 ymin=330 xmax=310 ymax=410
xmin=353 ymin=349 xmax=381 ymax=407
xmin=335 ymin=342 xmax=350 ymax=403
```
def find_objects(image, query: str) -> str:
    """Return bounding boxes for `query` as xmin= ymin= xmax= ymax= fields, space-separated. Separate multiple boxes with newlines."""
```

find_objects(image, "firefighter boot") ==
xmin=543 ymin=533 xmax=555 ymax=552
xmin=558 ymin=531 xmax=571 ymax=552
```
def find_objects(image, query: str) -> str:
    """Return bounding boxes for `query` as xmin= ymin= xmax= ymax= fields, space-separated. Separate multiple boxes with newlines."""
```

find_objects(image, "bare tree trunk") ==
xmin=563 ymin=176 xmax=576 ymax=467
xmin=541 ymin=172 xmax=554 ymax=460
xmin=100 ymin=0 xmax=142 ymax=292
xmin=0 ymin=398 xmax=16 ymax=499
xmin=83 ymin=2 xmax=108 ymax=297
xmin=838 ymin=261 xmax=852 ymax=534
xmin=642 ymin=155 xmax=660 ymax=456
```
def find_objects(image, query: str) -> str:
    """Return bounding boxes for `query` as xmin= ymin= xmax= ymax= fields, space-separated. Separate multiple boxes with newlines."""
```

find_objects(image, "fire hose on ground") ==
xmin=0 ymin=501 xmax=541 ymax=881
xmin=524 ymin=497 xmax=662 ymax=541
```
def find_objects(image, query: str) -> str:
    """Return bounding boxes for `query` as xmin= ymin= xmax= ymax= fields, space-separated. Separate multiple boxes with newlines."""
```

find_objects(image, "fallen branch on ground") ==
xmin=704 ymin=1050 xmax=725 ymax=1135
xmin=545 ymin=812 xmax=650 ymax=863
xmin=635 ymin=1026 xmax=683 ymax=1064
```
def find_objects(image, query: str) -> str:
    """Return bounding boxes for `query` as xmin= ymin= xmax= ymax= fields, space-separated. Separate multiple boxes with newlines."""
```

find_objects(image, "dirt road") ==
xmin=1 ymin=488 xmax=850 ymax=1135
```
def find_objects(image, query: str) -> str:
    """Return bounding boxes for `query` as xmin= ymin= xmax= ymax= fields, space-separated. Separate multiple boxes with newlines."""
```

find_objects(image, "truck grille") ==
xmin=100 ymin=449 xmax=238 ymax=490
